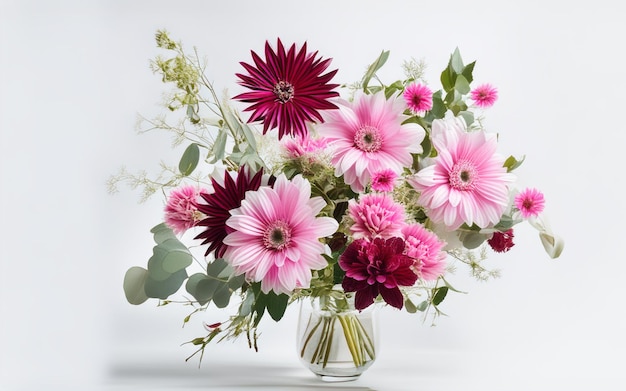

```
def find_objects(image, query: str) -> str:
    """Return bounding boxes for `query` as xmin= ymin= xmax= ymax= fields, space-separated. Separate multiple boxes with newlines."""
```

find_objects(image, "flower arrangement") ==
xmin=112 ymin=30 xmax=563 ymax=367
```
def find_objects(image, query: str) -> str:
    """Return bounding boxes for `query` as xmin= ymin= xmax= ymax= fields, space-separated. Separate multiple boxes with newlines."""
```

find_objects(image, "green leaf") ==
xmin=185 ymin=273 xmax=213 ymax=305
xmin=361 ymin=50 xmax=390 ymax=90
xmin=265 ymin=291 xmax=289 ymax=321
xmin=454 ymin=74 xmax=471 ymax=95
xmin=432 ymin=286 xmax=448 ymax=306
xmin=150 ymin=223 xmax=177 ymax=244
xmin=450 ymin=48 xmax=464 ymax=74
xmin=212 ymin=283 xmax=233 ymax=308
xmin=206 ymin=258 xmax=230 ymax=277
xmin=461 ymin=231 xmax=487 ymax=249
xmin=404 ymin=298 xmax=417 ymax=313
xmin=440 ymin=67 xmax=453 ymax=92
xmin=458 ymin=110 xmax=474 ymax=127
xmin=123 ymin=266 xmax=149 ymax=305
xmin=144 ymin=268 xmax=188 ymax=299
xmin=503 ymin=155 xmax=525 ymax=172
xmin=211 ymin=129 xmax=228 ymax=163
xmin=178 ymin=143 xmax=200 ymax=176
xmin=416 ymin=300 xmax=429 ymax=312
xmin=462 ymin=61 xmax=476 ymax=84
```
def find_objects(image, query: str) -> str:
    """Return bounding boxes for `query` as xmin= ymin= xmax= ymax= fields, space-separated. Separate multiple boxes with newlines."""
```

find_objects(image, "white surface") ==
xmin=1 ymin=0 xmax=625 ymax=390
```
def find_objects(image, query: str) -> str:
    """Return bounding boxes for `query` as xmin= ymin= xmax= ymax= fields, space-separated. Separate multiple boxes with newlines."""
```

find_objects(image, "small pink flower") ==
xmin=514 ymin=188 xmax=545 ymax=218
xmin=401 ymin=224 xmax=447 ymax=281
xmin=403 ymin=83 xmax=433 ymax=115
xmin=164 ymin=185 xmax=206 ymax=234
xmin=487 ymin=229 xmax=515 ymax=253
xmin=370 ymin=169 xmax=397 ymax=192
xmin=282 ymin=134 xmax=329 ymax=159
xmin=348 ymin=193 xmax=406 ymax=240
xmin=470 ymin=83 xmax=498 ymax=108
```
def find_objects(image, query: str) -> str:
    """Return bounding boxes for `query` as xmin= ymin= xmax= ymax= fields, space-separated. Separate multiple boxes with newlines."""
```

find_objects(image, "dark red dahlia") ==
xmin=339 ymin=237 xmax=418 ymax=311
xmin=234 ymin=38 xmax=339 ymax=140
xmin=195 ymin=166 xmax=264 ymax=258
xmin=487 ymin=229 xmax=515 ymax=253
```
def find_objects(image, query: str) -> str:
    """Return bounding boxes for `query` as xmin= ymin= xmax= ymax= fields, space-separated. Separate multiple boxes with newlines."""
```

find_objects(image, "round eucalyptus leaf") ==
xmin=144 ymin=269 xmax=188 ymax=299
xmin=147 ymin=246 xmax=171 ymax=281
xmin=162 ymin=247 xmax=192 ymax=274
xmin=123 ymin=266 xmax=149 ymax=305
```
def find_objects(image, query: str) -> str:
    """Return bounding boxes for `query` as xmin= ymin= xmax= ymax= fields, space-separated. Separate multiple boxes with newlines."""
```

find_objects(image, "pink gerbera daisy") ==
xmin=234 ymin=39 xmax=339 ymax=140
xmin=403 ymin=83 xmax=433 ymax=115
xmin=317 ymin=92 xmax=425 ymax=193
xmin=514 ymin=188 xmax=545 ymax=218
xmin=370 ymin=169 xmax=397 ymax=192
xmin=195 ymin=166 xmax=264 ymax=258
xmin=348 ymin=193 xmax=406 ymax=240
xmin=401 ymin=224 xmax=447 ymax=281
xmin=408 ymin=117 xmax=514 ymax=230
xmin=470 ymin=83 xmax=498 ymax=108
xmin=164 ymin=185 xmax=206 ymax=235
xmin=340 ymin=237 xmax=418 ymax=310
xmin=222 ymin=174 xmax=338 ymax=295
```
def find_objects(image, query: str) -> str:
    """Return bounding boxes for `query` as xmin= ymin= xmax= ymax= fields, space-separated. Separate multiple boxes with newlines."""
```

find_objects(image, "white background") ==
xmin=1 ymin=0 xmax=625 ymax=390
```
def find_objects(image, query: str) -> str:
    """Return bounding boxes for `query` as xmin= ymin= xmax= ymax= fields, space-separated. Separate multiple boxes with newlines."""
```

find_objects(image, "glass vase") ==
xmin=296 ymin=291 xmax=378 ymax=381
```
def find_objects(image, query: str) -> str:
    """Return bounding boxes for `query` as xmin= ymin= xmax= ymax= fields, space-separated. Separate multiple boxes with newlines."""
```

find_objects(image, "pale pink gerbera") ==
xmin=348 ymin=193 xmax=406 ymax=240
xmin=514 ymin=188 xmax=545 ymax=218
xmin=401 ymin=223 xmax=447 ymax=281
xmin=408 ymin=116 xmax=515 ymax=230
xmin=370 ymin=169 xmax=397 ymax=192
xmin=164 ymin=185 xmax=206 ymax=234
xmin=222 ymin=174 xmax=338 ymax=295
xmin=403 ymin=83 xmax=433 ymax=115
xmin=470 ymin=83 xmax=498 ymax=108
xmin=317 ymin=92 xmax=425 ymax=193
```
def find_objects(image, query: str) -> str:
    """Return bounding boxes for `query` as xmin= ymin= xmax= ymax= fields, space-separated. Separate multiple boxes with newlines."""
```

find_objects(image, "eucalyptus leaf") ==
xmin=186 ymin=273 xmax=212 ymax=305
xmin=462 ymin=61 xmax=476 ymax=84
xmin=211 ymin=129 xmax=228 ymax=163
xmin=178 ymin=143 xmax=200 ymax=176
xmin=238 ymin=290 xmax=255 ymax=317
xmin=404 ymin=298 xmax=417 ymax=314
xmin=461 ymin=231 xmax=487 ymax=249
xmin=123 ymin=266 xmax=149 ymax=305
xmin=150 ymin=223 xmax=177 ymax=244
xmin=161 ymin=246 xmax=192 ymax=274
xmin=212 ymin=284 xmax=233 ymax=308
xmin=503 ymin=155 xmax=526 ymax=172
xmin=147 ymin=246 xmax=172 ymax=281
xmin=144 ymin=268 xmax=188 ymax=299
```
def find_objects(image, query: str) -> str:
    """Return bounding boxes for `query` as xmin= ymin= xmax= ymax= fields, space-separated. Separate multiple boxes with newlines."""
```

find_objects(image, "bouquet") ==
xmin=112 ymin=30 xmax=564 ymax=369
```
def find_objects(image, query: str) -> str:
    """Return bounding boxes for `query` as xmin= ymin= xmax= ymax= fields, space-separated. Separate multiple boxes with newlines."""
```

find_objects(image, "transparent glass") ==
xmin=296 ymin=293 xmax=379 ymax=382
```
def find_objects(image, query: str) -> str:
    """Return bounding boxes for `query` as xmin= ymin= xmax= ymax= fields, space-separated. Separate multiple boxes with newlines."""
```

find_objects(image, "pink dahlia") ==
xmin=514 ymin=188 xmax=545 ymax=218
xmin=317 ymin=92 xmax=425 ymax=193
xmin=234 ymin=39 xmax=339 ymax=140
xmin=164 ymin=185 xmax=206 ymax=235
xmin=470 ymin=83 xmax=498 ymax=108
xmin=403 ymin=83 xmax=433 ymax=115
xmin=401 ymin=224 xmax=447 ymax=281
xmin=222 ymin=174 xmax=338 ymax=295
xmin=370 ymin=169 xmax=397 ymax=192
xmin=340 ymin=237 xmax=418 ymax=310
xmin=408 ymin=117 xmax=514 ymax=230
xmin=195 ymin=166 xmax=264 ymax=258
xmin=348 ymin=193 xmax=406 ymax=240
xmin=487 ymin=229 xmax=515 ymax=253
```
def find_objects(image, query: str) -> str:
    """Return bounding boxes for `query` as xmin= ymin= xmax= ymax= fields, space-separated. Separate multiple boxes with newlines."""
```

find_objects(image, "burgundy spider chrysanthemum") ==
xmin=234 ymin=38 xmax=340 ymax=140
xmin=195 ymin=166 xmax=264 ymax=258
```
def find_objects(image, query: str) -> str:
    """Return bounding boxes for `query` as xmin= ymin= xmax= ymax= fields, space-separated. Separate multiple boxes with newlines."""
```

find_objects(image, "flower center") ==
xmin=263 ymin=220 xmax=292 ymax=250
xmin=449 ymin=160 xmax=478 ymax=190
xmin=354 ymin=126 xmax=382 ymax=152
xmin=273 ymin=80 xmax=294 ymax=103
